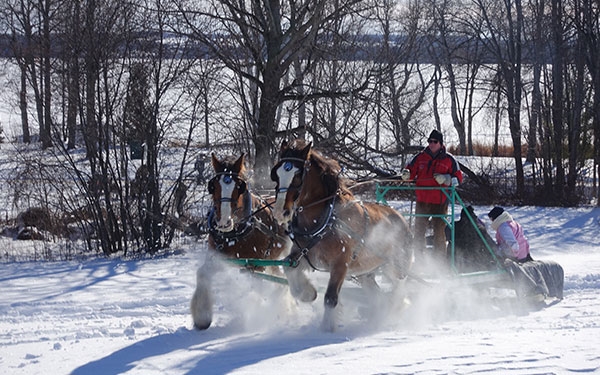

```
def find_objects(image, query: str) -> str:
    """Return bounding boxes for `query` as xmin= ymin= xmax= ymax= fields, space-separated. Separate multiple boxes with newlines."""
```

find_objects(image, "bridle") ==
xmin=272 ymin=157 xmax=307 ymax=196
xmin=207 ymin=172 xmax=246 ymax=203
xmin=272 ymin=155 xmax=344 ymax=270
xmin=208 ymin=172 xmax=286 ymax=251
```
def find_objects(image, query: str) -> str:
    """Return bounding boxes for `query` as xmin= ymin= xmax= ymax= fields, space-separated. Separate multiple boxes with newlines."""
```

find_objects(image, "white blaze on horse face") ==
xmin=273 ymin=163 xmax=300 ymax=224
xmin=216 ymin=175 xmax=236 ymax=231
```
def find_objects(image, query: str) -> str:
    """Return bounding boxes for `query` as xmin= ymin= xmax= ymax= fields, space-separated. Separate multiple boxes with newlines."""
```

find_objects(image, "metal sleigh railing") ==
xmin=375 ymin=183 xmax=510 ymax=285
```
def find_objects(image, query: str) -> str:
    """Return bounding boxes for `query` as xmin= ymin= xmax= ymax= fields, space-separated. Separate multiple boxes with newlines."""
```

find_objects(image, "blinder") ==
xmin=271 ymin=158 xmax=306 ymax=193
xmin=207 ymin=176 xmax=216 ymax=194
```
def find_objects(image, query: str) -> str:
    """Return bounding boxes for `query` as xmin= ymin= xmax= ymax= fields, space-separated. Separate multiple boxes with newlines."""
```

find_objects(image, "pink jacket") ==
xmin=492 ymin=215 xmax=530 ymax=261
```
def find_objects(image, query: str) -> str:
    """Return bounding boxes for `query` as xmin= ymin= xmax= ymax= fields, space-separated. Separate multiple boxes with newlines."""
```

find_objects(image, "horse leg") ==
xmin=321 ymin=264 xmax=347 ymax=332
xmin=190 ymin=258 xmax=219 ymax=330
xmin=381 ymin=255 xmax=413 ymax=312
xmin=355 ymin=273 xmax=380 ymax=292
xmin=284 ymin=258 xmax=317 ymax=303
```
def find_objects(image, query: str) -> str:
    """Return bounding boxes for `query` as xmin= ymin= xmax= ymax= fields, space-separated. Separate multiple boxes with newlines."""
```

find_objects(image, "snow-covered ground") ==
xmin=1 ymin=52 xmax=599 ymax=374
xmin=1 ymin=204 xmax=599 ymax=374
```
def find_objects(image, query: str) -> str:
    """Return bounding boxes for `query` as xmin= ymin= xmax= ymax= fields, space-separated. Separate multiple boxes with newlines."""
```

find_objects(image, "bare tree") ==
xmin=61 ymin=0 xmax=82 ymax=150
xmin=424 ymin=0 xmax=488 ymax=155
xmin=464 ymin=0 xmax=526 ymax=198
xmin=573 ymin=0 xmax=600 ymax=206
xmin=550 ymin=0 xmax=566 ymax=200
xmin=4 ymin=0 xmax=40 ymax=144
xmin=174 ymin=0 xmax=371 ymax=187
xmin=523 ymin=0 xmax=546 ymax=163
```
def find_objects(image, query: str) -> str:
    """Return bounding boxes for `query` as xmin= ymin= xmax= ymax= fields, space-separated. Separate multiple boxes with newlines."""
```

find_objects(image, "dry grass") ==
xmin=447 ymin=142 xmax=528 ymax=157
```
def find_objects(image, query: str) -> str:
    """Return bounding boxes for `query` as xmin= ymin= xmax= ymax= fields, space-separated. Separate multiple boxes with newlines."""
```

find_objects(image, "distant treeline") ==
xmin=0 ymin=32 xmax=558 ymax=64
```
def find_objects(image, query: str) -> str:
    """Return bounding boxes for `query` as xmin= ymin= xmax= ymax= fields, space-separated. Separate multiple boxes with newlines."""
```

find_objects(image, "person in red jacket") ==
xmin=401 ymin=129 xmax=463 ymax=260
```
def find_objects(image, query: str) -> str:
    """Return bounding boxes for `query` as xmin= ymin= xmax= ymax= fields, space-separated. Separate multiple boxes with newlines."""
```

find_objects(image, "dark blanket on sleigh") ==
xmin=450 ymin=206 xmax=499 ymax=272
xmin=450 ymin=206 xmax=564 ymax=300
xmin=504 ymin=259 xmax=564 ymax=300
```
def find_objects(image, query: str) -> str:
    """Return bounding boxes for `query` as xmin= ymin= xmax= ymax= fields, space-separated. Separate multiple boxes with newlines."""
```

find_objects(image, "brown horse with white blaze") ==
xmin=191 ymin=153 xmax=291 ymax=330
xmin=271 ymin=139 xmax=414 ymax=331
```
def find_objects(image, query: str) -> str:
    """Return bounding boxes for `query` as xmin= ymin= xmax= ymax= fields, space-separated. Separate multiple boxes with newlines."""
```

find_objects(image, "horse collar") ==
xmin=290 ymin=195 xmax=336 ymax=242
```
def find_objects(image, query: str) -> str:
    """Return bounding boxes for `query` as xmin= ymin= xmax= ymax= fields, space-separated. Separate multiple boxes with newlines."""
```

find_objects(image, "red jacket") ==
xmin=405 ymin=146 xmax=463 ymax=204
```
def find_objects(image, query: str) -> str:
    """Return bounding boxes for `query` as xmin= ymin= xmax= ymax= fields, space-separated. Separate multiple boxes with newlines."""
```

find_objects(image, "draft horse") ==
xmin=191 ymin=153 xmax=291 ymax=330
xmin=271 ymin=139 xmax=413 ymax=331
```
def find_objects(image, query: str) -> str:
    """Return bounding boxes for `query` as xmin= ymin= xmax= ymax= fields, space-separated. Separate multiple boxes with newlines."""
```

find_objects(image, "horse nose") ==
xmin=273 ymin=208 xmax=291 ymax=225
xmin=216 ymin=217 xmax=234 ymax=232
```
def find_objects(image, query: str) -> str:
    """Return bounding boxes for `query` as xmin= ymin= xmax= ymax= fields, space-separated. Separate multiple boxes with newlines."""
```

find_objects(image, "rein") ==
xmin=296 ymin=190 xmax=340 ymax=213
xmin=209 ymin=185 xmax=286 ymax=249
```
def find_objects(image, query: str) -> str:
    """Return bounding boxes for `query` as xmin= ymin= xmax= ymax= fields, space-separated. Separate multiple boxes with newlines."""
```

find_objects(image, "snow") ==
xmin=1 ymin=205 xmax=599 ymax=374
xmin=1 ymin=63 xmax=599 ymax=372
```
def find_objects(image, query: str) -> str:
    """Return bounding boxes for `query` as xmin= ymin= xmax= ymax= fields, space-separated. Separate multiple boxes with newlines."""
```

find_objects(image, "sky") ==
xmin=1 ymin=204 xmax=599 ymax=375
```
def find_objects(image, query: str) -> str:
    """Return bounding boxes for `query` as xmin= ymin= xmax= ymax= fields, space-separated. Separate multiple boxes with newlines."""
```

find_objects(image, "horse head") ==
xmin=208 ymin=153 xmax=248 ymax=232
xmin=270 ymin=140 xmax=311 ymax=226
xmin=270 ymin=139 xmax=341 ymax=228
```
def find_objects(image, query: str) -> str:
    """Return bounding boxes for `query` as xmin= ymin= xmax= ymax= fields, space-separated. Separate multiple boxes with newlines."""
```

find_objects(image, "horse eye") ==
xmin=284 ymin=161 xmax=293 ymax=172
xmin=223 ymin=175 xmax=233 ymax=184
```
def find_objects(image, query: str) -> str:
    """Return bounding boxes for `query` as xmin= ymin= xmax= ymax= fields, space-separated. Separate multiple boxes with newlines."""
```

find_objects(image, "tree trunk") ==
xmin=41 ymin=0 xmax=52 ymax=149
xmin=551 ymin=0 xmax=565 ymax=201
xmin=254 ymin=68 xmax=280 ymax=189
xmin=19 ymin=64 xmax=30 ymax=143
xmin=66 ymin=0 xmax=81 ymax=150
xmin=567 ymin=36 xmax=586 ymax=199
xmin=84 ymin=0 xmax=98 ymax=160
xmin=446 ymin=63 xmax=467 ymax=154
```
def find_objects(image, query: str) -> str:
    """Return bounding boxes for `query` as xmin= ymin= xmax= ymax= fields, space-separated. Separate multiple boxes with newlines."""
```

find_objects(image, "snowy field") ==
xmin=1 ymin=61 xmax=599 ymax=374
xmin=1 ymin=204 xmax=599 ymax=374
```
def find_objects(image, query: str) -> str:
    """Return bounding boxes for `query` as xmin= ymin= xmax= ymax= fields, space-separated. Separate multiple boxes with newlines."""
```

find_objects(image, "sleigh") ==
xmin=374 ymin=182 xmax=564 ymax=307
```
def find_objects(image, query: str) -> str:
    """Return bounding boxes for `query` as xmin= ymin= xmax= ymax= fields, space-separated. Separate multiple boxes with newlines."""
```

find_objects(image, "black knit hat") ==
xmin=488 ymin=206 xmax=504 ymax=221
xmin=428 ymin=129 xmax=443 ymax=144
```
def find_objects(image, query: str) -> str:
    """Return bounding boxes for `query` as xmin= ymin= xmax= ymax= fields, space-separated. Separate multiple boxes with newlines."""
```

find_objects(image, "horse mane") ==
xmin=282 ymin=139 xmax=354 ymax=202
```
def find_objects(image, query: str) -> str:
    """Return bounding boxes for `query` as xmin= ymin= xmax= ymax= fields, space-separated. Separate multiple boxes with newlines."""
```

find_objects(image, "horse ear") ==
xmin=211 ymin=153 xmax=220 ymax=171
xmin=234 ymin=153 xmax=245 ymax=173
xmin=279 ymin=140 xmax=289 ymax=154
xmin=301 ymin=142 xmax=312 ymax=161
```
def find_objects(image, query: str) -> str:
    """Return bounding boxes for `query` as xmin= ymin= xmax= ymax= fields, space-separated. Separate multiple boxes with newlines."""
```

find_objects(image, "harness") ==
xmin=287 ymin=193 xmax=371 ymax=271
xmin=208 ymin=188 xmax=284 ymax=254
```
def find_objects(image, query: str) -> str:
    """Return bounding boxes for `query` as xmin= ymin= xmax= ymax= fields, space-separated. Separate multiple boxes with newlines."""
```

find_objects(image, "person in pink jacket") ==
xmin=488 ymin=207 xmax=533 ymax=263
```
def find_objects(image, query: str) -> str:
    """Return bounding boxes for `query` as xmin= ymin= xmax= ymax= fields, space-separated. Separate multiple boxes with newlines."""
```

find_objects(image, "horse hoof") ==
xmin=320 ymin=307 xmax=337 ymax=332
xmin=191 ymin=310 xmax=213 ymax=330
xmin=190 ymin=289 xmax=213 ymax=331
xmin=193 ymin=320 xmax=212 ymax=330
xmin=299 ymin=286 xmax=317 ymax=302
